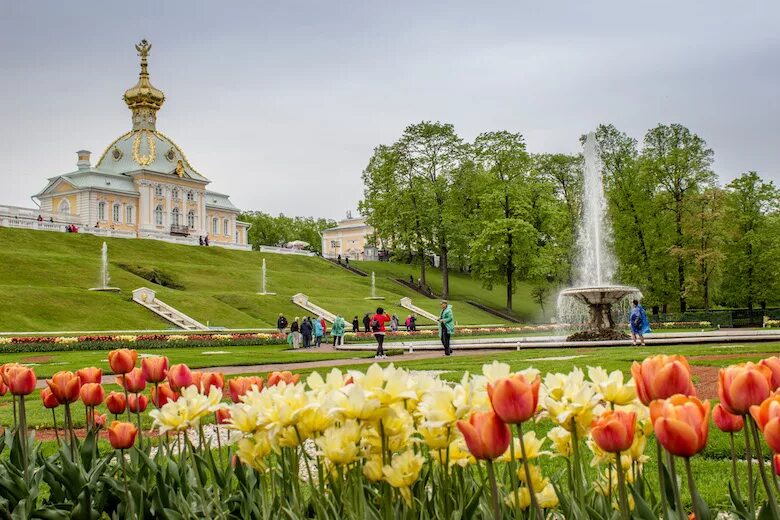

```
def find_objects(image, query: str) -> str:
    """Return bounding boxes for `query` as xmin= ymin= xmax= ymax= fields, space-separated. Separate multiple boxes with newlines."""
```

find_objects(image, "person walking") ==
xmin=290 ymin=317 xmax=301 ymax=349
xmin=332 ymin=315 xmax=345 ymax=346
xmin=276 ymin=313 xmax=288 ymax=334
xmin=301 ymin=317 xmax=313 ymax=348
xmin=405 ymin=315 xmax=411 ymax=331
xmin=438 ymin=300 xmax=455 ymax=356
xmin=390 ymin=314 xmax=399 ymax=332
xmin=319 ymin=316 xmax=328 ymax=344
xmin=371 ymin=307 xmax=391 ymax=359
xmin=409 ymin=314 xmax=417 ymax=331
xmin=352 ymin=316 xmax=359 ymax=333
xmin=629 ymin=299 xmax=651 ymax=346
xmin=314 ymin=317 xmax=324 ymax=348
xmin=362 ymin=313 xmax=371 ymax=333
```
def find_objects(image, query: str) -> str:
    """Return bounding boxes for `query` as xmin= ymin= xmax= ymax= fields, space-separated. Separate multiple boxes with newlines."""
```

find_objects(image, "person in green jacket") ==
xmin=332 ymin=315 xmax=346 ymax=346
xmin=438 ymin=300 xmax=454 ymax=356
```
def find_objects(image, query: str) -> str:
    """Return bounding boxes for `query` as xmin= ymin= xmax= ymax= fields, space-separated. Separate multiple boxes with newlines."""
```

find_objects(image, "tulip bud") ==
xmin=92 ymin=411 xmax=107 ymax=428
xmin=487 ymin=374 xmax=540 ymax=424
xmin=228 ymin=376 xmax=263 ymax=403
xmin=76 ymin=367 xmax=102 ymax=384
xmin=128 ymin=394 xmax=149 ymax=413
xmin=591 ymin=410 xmax=636 ymax=454
xmin=749 ymin=395 xmax=780 ymax=452
xmin=215 ymin=408 xmax=231 ymax=424
xmin=631 ymin=355 xmax=695 ymax=405
xmin=650 ymin=395 xmax=710 ymax=457
xmin=41 ymin=387 xmax=59 ymax=409
xmin=168 ymin=364 xmax=193 ymax=392
xmin=107 ymin=349 xmax=137 ymax=374
xmin=7 ymin=365 xmax=37 ymax=396
xmin=191 ymin=371 xmax=203 ymax=391
xmin=79 ymin=383 xmax=105 ymax=407
xmin=456 ymin=410 xmax=511 ymax=460
xmin=141 ymin=356 xmax=169 ymax=384
xmin=46 ymin=371 xmax=81 ymax=403
xmin=718 ymin=363 xmax=772 ymax=415
xmin=117 ymin=368 xmax=146 ymax=393
xmin=268 ymin=370 xmax=299 ymax=386
xmin=108 ymin=421 xmax=138 ymax=450
xmin=200 ymin=372 xmax=224 ymax=393
xmin=105 ymin=391 xmax=127 ymax=415
xmin=151 ymin=383 xmax=178 ymax=408
xmin=712 ymin=403 xmax=744 ymax=433
xmin=760 ymin=357 xmax=780 ymax=391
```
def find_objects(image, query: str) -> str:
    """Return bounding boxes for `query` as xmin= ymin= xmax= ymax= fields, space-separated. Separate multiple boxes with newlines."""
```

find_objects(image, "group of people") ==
xmin=368 ymin=301 xmax=454 ymax=358
xmin=278 ymin=314 xmax=348 ymax=349
xmin=198 ymin=236 xmax=210 ymax=246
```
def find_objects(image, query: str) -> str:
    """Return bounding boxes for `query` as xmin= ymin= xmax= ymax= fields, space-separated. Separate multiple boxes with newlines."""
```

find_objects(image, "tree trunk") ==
xmin=747 ymin=242 xmax=754 ymax=311
xmin=505 ymin=193 xmax=514 ymax=312
xmin=675 ymin=199 xmax=686 ymax=313
xmin=440 ymin=246 xmax=449 ymax=300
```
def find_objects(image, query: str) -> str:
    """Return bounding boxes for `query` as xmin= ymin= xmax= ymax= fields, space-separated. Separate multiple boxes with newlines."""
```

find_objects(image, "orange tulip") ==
xmin=774 ymin=454 xmax=780 ymax=476
xmin=650 ymin=395 xmax=710 ymax=457
xmin=487 ymin=373 xmax=540 ymax=424
xmin=117 ymin=368 xmax=146 ymax=393
xmin=141 ymin=356 xmax=169 ymax=384
xmin=0 ymin=378 xmax=6 ymax=396
xmin=191 ymin=371 xmax=203 ymax=391
xmin=712 ymin=403 xmax=744 ymax=433
xmin=105 ymin=391 xmax=126 ymax=415
xmin=108 ymin=421 xmax=138 ymax=450
xmin=718 ymin=363 xmax=772 ymax=416
xmin=151 ymin=383 xmax=178 ymax=408
xmin=6 ymin=365 xmax=37 ymax=396
xmin=631 ymin=355 xmax=696 ymax=406
xmin=228 ymin=376 xmax=264 ymax=403
xmin=46 ymin=371 xmax=81 ymax=403
xmin=268 ymin=370 xmax=300 ymax=386
xmin=41 ymin=387 xmax=59 ymax=409
xmin=749 ymin=395 xmax=780 ymax=453
xmin=215 ymin=408 xmax=231 ymax=424
xmin=168 ymin=364 xmax=193 ymax=392
xmin=591 ymin=409 xmax=637 ymax=453
xmin=128 ymin=394 xmax=149 ymax=413
xmin=456 ymin=410 xmax=511 ymax=460
xmin=76 ymin=367 xmax=102 ymax=384
xmin=92 ymin=411 xmax=107 ymax=429
xmin=200 ymin=372 xmax=224 ymax=393
xmin=760 ymin=357 xmax=780 ymax=390
xmin=107 ymin=349 xmax=137 ymax=374
xmin=79 ymin=383 xmax=105 ymax=407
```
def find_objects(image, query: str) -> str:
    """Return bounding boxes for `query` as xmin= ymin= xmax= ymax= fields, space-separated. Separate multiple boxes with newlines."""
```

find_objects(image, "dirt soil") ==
xmin=690 ymin=365 xmax=719 ymax=400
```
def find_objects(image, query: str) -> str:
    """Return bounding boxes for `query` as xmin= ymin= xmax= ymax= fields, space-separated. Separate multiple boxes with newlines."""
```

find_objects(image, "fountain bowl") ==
xmin=88 ymin=287 xmax=121 ymax=292
xmin=257 ymin=292 xmax=277 ymax=296
xmin=558 ymin=285 xmax=639 ymax=341
xmin=364 ymin=296 xmax=385 ymax=300
xmin=558 ymin=285 xmax=637 ymax=306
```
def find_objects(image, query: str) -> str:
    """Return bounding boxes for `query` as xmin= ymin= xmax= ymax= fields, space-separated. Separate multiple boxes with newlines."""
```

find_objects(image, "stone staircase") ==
xmin=291 ymin=293 xmax=337 ymax=322
xmin=399 ymin=297 xmax=439 ymax=323
xmin=132 ymin=287 xmax=209 ymax=331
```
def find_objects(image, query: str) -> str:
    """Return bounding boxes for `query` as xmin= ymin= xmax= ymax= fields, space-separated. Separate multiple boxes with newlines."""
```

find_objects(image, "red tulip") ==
xmin=487 ymin=373 xmax=540 ymax=424
xmin=41 ymin=387 xmax=59 ymax=409
xmin=168 ymin=364 xmax=193 ymax=392
xmin=151 ymin=383 xmax=178 ymax=408
xmin=631 ymin=355 xmax=696 ymax=406
xmin=46 ymin=371 xmax=81 ymax=403
xmin=105 ymin=391 xmax=127 ymax=415
xmin=591 ymin=409 xmax=637 ymax=453
xmin=718 ymin=363 xmax=772 ymax=416
xmin=107 ymin=349 xmax=137 ymax=374
xmin=774 ymin=454 xmax=780 ymax=476
xmin=456 ymin=410 xmax=511 ymax=460
xmin=117 ymin=368 xmax=146 ymax=393
xmin=749 ymin=395 xmax=780 ymax=452
xmin=128 ymin=394 xmax=149 ymax=413
xmin=92 ymin=411 xmax=107 ymax=428
xmin=141 ymin=356 xmax=169 ymax=384
xmin=712 ymin=403 xmax=744 ymax=433
xmin=76 ymin=367 xmax=102 ymax=384
xmin=215 ymin=408 xmax=231 ymax=424
xmin=228 ymin=376 xmax=264 ymax=403
xmin=650 ymin=395 xmax=710 ymax=457
xmin=268 ymin=371 xmax=300 ymax=386
xmin=191 ymin=371 xmax=203 ymax=391
xmin=0 ymin=378 xmax=6 ymax=396
xmin=760 ymin=357 xmax=780 ymax=390
xmin=6 ymin=365 xmax=37 ymax=396
xmin=79 ymin=383 xmax=105 ymax=407
xmin=108 ymin=421 xmax=137 ymax=449
xmin=200 ymin=372 xmax=224 ymax=393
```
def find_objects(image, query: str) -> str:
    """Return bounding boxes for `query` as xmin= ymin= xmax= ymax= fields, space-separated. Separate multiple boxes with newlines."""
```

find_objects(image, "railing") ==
xmin=0 ymin=204 xmax=58 ymax=222
xmin=81 ymin=227 xmax=137 ymax=239
xmin=170 ymin=224 xmax=190 ymax=236
xmin=258 ymin=245 xmax=316 ymax=256
xmin=0 ymin=217 xmax=65 ymax=232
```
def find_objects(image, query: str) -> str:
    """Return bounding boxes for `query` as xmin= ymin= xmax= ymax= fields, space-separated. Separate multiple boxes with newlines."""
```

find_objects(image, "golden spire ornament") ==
xmin=123 ymin=39 xmax=165 ymax=131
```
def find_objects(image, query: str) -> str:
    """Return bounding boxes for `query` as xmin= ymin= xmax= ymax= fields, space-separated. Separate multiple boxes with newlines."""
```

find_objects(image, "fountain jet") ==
xmin=88 ymin=242 xmax=120 ymax=292
xmin=257 ymin=258 xmax=276 ymax=295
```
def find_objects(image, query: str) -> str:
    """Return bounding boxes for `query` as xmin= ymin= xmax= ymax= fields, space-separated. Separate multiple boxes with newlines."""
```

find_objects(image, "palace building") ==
xmin=29 ymin=41 xmax=250 ymax=249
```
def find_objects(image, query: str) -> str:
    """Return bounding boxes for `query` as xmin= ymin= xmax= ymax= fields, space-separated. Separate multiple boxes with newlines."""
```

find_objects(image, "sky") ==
xmin=0 ymin=1 xmax=778 ymax=220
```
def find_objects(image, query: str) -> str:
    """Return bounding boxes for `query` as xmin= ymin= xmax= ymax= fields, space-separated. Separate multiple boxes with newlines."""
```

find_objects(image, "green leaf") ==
xmin=630 ymin=485 xmax=657 ymax=520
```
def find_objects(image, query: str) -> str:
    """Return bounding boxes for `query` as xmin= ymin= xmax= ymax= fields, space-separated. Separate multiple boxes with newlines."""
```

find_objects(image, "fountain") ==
xmin=364 ymin=271 xmax=385 ymax=300
xmin=557 ymin=133 xmax=640 ymax=340
xmin=257 ymin=258 xmax=276 ymax=295
xmin=88 ymin=242 xmax=120 ymax=292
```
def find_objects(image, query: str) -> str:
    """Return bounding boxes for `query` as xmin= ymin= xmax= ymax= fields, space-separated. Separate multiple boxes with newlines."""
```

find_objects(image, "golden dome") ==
xmin=123 ymin=40 xmax=165 ymax=130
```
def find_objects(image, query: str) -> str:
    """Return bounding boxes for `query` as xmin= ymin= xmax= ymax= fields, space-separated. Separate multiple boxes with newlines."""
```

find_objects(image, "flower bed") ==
xmin=2 ymin=350 xmax=779 ymax=517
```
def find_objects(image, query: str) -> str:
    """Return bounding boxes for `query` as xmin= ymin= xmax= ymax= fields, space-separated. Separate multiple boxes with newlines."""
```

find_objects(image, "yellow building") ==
xmin=320 ymin=215 xmax=379 ymax=261
xmin=31 ymin=41 xmax=250 ymax=249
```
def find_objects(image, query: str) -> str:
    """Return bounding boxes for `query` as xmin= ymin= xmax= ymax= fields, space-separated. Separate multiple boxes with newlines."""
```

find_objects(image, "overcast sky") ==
xmin=1 ymin=1 xmax=777 ymax=220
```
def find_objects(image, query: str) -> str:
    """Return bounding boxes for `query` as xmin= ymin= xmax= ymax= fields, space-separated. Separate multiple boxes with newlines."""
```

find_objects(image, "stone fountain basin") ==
xmin=558 ymin=285 xmax=638 ymax=305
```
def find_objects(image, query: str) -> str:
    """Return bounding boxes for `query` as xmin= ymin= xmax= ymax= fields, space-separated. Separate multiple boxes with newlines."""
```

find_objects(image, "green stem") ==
xmin=486 ymin=459 xmax=501 ymax=520
xmin=51 ymin=408 xmax=60 ymax=446
xmin=119 ymin=449 xmax=132 ymax=518
xmin=134 ymin=395 xmax=143 ymax=449
xmin=667 ymin=452 xmax=685 ymax=520
xmin=655 ymin=440 xmax=668 ymax=514
xmin=18 ymin=395 xmax=28 ymax=481
xmin=12 ymin=396 xmax=17 ymax=429
xmin=570 ymin=418 xmax=584 ymax=508
xmin=614 ymin=451 xmax=629 ymax=520
xmin=64 ymin=402 xmax=76 ymax=459
xmin=508 ymin=430 xmax=521 ymax=519
xmin=729 ymin=432 xmax=742 ymax=502
xmin=123 ymin=384 xmax=132 ymax=423
xmin=749 ymin=416 xmax=780 ymax=518
xmin=743 ymin=417 xmax=755 ymax=512
xmin=518 ymin=423 xmax=543 ymax=520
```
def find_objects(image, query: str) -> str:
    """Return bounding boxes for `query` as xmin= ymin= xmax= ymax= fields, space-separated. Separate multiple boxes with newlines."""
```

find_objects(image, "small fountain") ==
xmin=89 ymin=242 xmax=120 ymax=292
xmin=365 ymin=271 xmax=385 ymax=300
xmin=257 ymin=258 xmax=276 ymax=295
xmin=557 ymin=133 xmax=640 ymax=340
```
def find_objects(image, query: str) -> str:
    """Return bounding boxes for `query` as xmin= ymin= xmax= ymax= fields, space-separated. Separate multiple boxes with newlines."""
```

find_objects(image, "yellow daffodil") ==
xmin=418 ymin=425 xmax=458 ymax=450
xmin=499 ymin=431 xmax=548 ymax=462
xmin=306 ymin=368 xmax=351 ymax=393
xmin=382 ymin=450 xmax=424 ymax=505
xmin=332 ymin=384 xmax=385 ymax=422
xmin=504 ymin=483 xmax=559 ymax=510
xmin=547 ymin=426 xmax=572 ymax=457
xmin=316 ymin=420 xmax=362 ymax=465
xmin=363 ymin=456 xmax=383 ymax=482
xmin=587 ymin=366 xmax=636 ymax=406
xmin=235 ymin=431 xmax=273 ymax=471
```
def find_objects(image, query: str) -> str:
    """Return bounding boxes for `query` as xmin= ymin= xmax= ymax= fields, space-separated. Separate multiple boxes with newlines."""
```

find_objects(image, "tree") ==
xmin=240 ymin=212 xmax=335 ymax=254
xmin=720 ymin=172 xmax=779 ymax=309
xmin=685 ymin=188 xmax=725 ymax=309
xmin=640 ymin=124 xmax=715 ymax=312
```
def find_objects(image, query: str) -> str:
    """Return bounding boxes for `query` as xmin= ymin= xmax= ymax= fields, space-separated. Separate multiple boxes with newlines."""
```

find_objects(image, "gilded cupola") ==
xmin=123 ymin=40 xmax=165 ymax=131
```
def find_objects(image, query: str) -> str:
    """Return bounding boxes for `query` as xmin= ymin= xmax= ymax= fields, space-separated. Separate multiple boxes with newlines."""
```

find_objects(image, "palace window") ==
xmin=223 ymin=218 xmax=229 ymax=235
xmin=187 ymin=191 xmax=194 ymax=201
xmin=98 ymin=202 xmax=106 ymax=221
xmin=172 ymin=188 xmax=179 ymax=200
xmin=171 ymin=207 xmax=180 ymax=226
xmin=212 ymin=217 xmax=219 ymax=235
xmin=126 ymin=206 xmax=134 ymax=224
xmin=187 ymin=210 xmax=196 ymax=229
xmin=113 ymin=204 xmax=121 ymax=222
xmin=154 ymin=185 xmax=163 ymax=197
xmin=155 ymin=205 xmax=163 ymax=226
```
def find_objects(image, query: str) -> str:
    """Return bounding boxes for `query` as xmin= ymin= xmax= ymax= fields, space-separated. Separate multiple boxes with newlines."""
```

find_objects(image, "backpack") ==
xmin=371 ymin=318 xmax=381 ymax=332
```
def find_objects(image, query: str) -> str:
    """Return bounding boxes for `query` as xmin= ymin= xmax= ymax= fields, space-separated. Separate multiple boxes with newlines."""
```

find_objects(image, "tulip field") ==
xmin=3 ymin=342 xmax=780 ymax=518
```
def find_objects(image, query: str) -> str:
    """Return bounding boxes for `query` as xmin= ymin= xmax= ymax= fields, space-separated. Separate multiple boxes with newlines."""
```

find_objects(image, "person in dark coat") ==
xmin=300 ymin=317 xmax=313 ymax=348
xmin=290 ymin=317 xmax=301 ymax=348
xmin=352 ymin=316 xmax=359 ymax=333
xmin=362 ymin=313 xmax=371 ymax=333
xmin=277 ymin=313 xmax=289 ymax=333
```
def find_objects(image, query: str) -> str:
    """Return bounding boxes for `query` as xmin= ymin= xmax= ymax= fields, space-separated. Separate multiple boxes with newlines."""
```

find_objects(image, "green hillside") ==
xmin=0 ymin=228 xmax=514 ymax=332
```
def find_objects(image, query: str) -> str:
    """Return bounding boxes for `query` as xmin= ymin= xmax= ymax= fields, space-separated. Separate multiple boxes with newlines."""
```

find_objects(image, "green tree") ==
xmin=640 ymin=124 xmax=715 ymax=312
xmin=685 ymin=188 xmax=726 ymax=309
xmin=239 ymin=212 xmax=335 ymax=254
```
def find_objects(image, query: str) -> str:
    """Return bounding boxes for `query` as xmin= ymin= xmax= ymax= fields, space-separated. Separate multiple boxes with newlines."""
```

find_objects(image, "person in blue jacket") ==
xmin=313 ymin=316 xmax=324 ymax=348
xmin=629 ymin=299 xmax=651 ymax=346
